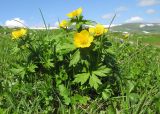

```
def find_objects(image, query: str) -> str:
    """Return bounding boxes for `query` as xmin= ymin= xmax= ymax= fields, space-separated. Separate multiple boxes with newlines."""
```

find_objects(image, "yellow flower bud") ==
xmin=67 ymin=8 xmax=82 ymax=18
xmin=59 ymin=20 xmax=68 ymax=28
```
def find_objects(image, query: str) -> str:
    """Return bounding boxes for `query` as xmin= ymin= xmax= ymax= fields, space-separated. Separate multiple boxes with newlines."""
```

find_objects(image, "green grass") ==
xmin=111 ymin=23 xmax=160 ymax=34
xmin=0 ymin=31 xmax=16 ymax=76
xmin=0 ymin=27 xmax=160 ymax=113
xmin=109 ymin=31 xmax=160 ymax=46
xmin=131 ymin=33 xmax=160 ymax=45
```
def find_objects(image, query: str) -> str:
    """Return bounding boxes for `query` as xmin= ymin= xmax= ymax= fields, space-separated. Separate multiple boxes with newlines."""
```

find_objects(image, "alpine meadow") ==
xmin=0 ymin=5 xmax=160 ymax=114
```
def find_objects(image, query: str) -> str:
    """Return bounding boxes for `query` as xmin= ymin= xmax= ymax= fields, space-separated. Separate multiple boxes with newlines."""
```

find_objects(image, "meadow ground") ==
xmin=109 ymin=31 xmax=160 ymax=47
xmin=0 ymin=27 xmax=160 ymax=114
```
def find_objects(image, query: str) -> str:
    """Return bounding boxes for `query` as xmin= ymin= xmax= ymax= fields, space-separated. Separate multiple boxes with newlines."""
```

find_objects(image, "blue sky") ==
xmin=0 ymin=0 xmax=160 ymax=27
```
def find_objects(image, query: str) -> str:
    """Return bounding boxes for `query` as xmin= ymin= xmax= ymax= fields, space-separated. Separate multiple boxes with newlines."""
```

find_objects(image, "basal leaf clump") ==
xmin=8 ymin=8 xmax=117 ymax=111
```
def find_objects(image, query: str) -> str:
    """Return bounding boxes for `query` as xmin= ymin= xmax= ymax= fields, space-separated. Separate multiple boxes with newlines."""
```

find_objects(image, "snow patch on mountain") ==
xmin=139 ymin=24 xmax=146 ymax=28
xmin=146 ymin=24 xmax=154 ymax=26
xmin=143 ymin=31 xmax=150 ymax=34
xmin=139 ymin=24 xmax=154 ymax=28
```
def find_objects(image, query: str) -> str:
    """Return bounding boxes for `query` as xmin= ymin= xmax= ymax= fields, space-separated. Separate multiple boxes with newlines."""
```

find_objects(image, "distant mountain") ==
xmin=111 ymin=23 xmax=160 ymax=34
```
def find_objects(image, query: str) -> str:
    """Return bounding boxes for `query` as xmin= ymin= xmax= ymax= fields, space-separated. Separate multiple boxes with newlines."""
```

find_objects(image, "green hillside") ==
xmin=111 ymin=23 xmax=160 ymax=34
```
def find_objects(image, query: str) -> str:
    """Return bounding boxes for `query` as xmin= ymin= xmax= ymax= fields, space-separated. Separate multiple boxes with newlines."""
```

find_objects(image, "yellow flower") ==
xmin=89 ymin=24 xmax=106 ymax=36
xmin=89 ymin=27 xmax=95 ymax=35
xmin=123 ymin=33 xmax=129 ymax=39
xmin=74 ymin=30 xmax=93 ymax=48
xmin=104 ymin=28 xmax=108 ymax=33
xmin=12 ymin=28 xmax=27 ymax=40
xmin=94 ymin=24 xmax=105 ymax=36
xmin=59 ymin=20 xmax=68 ymax=28
xmin=67 ymin=8 xmax=82 ymax=18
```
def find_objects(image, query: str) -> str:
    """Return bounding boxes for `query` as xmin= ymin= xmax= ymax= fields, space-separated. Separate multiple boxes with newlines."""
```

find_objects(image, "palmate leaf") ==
xmin=57 ymin=42 xmax=76 ymax=55
xmin=11 ymin=65 xmax=26 ymax=78
xmin=56 ymin=35 xmax=76 ymax=55
xmin=27 ymin=63 xmax=37 ymax=73
xmin=69 ymin=49 xmax=80 ymax=67
xmin=93 ymin=66 xmax=111 ymax=77
xmin=89 ymin=74 xmax=102 ymax=90
xmin=102 ymin=89 xmax=112 ymax=100
xmin=43 ymin=59 xmax=54 ymax=69
xmin=73 ymin=73 xmax=90 ymax=85
xmin=71 ymin=94 xmax=90 ymax=105
xmin=58 ymin=84 xmax=71 ymax=105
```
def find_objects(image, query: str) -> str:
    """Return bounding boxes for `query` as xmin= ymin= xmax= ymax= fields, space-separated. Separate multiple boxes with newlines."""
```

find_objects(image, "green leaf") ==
xmin=128 ymin=93 xmax=139 ymax=103
xmin=84 ymin=20 xmax=95 ymax=25
xmin=127 ymin=80 xmax=135 ymax=93
xmin=11 ymin=66 xmax=26 ymax=78
xmin=58 ymin=84 xmax=71 ymax=105
xmin=69 ymin=49 xmax=80 ymax=67
xmin=27 ymin=64 xmax=37 ymax=73
xmin=0 ymin=108 xmax=5 ymax=114
xmin=57 ymin=43 xmax=76 ymax=55
xmin=71 ymin=94 xmax=90 ymax=105
xmin=102 ymin=89 xmax=112 ymax=100
xmin=76 ymin=22 xmax=83 ymax=30
xmin=106 ymin=105 xmax=116 ymax=114
xmin=43 ymin=59 xmax=54 ymax=68
xmin=59 ymin=69 xmax=68 ymax=81
xmin=11 ymin=46 xmax=20 ymax=54
xmin=89 ymin=74 xmax=102 ymax=90
xmin=73 ymin=73 xmax=90 ymax=85
xmin=58 ymin=84 xmax=70 ymax=97
xmin=56 ymin=37 xmax=76 ymax=55
xmin=93 ymin=66 xmax=111 ymax=77
xmin=63 ymin=97 xmax=71 ymax=105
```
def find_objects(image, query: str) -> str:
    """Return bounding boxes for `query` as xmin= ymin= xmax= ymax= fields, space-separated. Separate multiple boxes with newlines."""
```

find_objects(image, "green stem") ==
xmin=39 ymin=8 xmax=48 ymax=30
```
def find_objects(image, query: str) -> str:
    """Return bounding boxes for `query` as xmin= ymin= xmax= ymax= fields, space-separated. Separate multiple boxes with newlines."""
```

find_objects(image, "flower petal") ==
xmin=76 ymin=8 xmax=82 ymax=15
xmin=80 ymin=30 xmax=89 ymax=37
xmin=67 ymin=13 xmax=73 ymax=18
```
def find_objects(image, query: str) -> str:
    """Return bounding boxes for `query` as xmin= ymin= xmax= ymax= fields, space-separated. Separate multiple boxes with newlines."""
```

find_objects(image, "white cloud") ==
xmin=102 ymin=13 xmax=116 ymax=19
xmin=146 ymin=9 xmax=156 ymax=14
xmin=138 ymin=0 xmax=160 ymax=6
xmin=4 ymin=18 xmax=26 ymax=27
xmin=125 ymin=16 xmax=144 ymax=23
xmin=116 ymin=6 xmax=128 ymax=12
